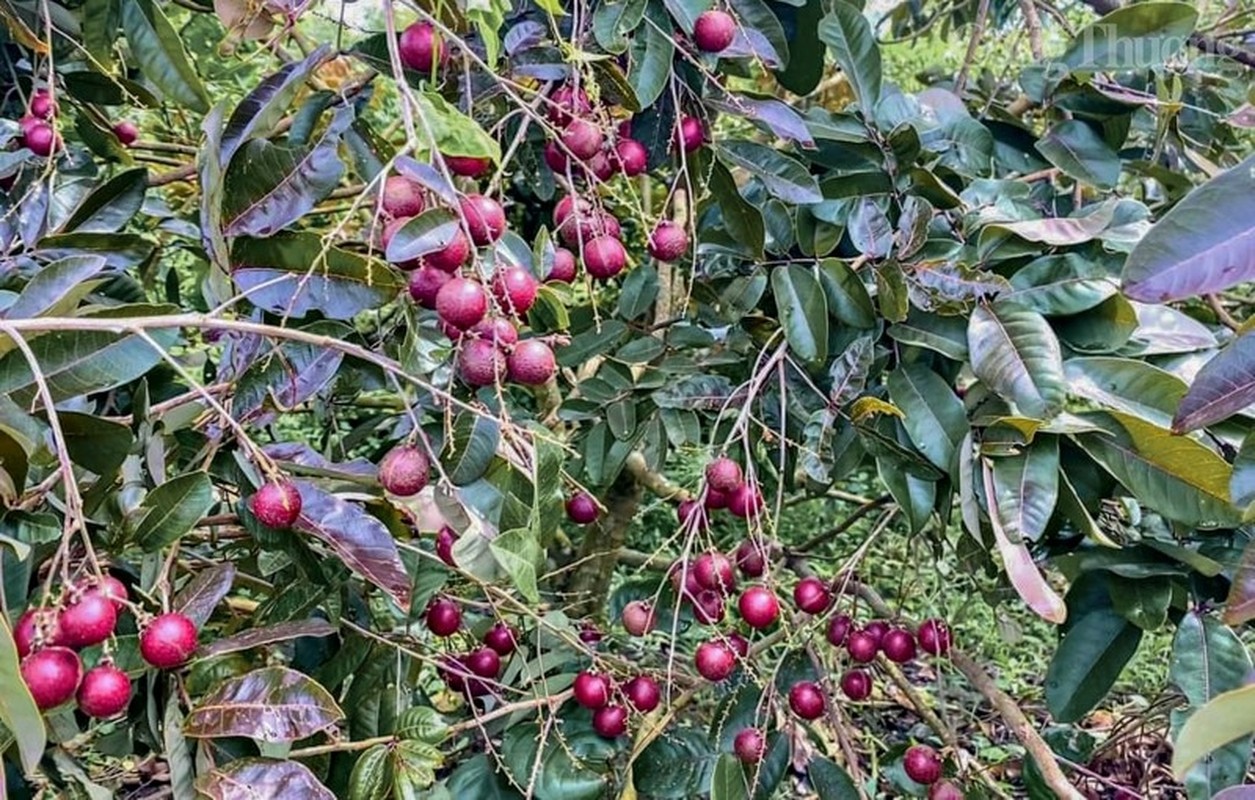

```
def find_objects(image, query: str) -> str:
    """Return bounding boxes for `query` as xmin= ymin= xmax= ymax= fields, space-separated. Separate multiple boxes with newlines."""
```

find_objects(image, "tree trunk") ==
xmin=562 ymin=471 xmax=641 ymax=618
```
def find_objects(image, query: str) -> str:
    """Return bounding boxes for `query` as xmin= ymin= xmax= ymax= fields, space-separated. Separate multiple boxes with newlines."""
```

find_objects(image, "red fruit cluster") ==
xmin=694 ymin=456 xmax=762 ymax=520
xmin=19 ymin=89 xmax=61 ymax=157
xmin=571 ymin=670 xmax=662 ymax=738
xmin=542 ymin=84 xmax=649 ymax=185
xmin=823 ymin=614 xmax=953 ymax=703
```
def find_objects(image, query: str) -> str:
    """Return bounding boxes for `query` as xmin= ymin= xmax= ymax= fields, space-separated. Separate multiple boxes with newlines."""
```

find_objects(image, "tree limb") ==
xmin=1076 ymin=0 xmax=1255 ymax=68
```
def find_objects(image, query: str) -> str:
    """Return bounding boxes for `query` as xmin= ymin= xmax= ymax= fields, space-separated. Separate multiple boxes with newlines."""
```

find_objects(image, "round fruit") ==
xmin=863 ymin=619 xmax=889 ymax=649
xmin=507 ymin=339 xmax=557 ymax=385
xmin=21 ymin=647 xmax=81 ymax=710
xmin=882 ymin=628 xmax=917 ymax=663
xmin=647 ymin=221 xmax=689 ymax=262
xmin=918 ymin=618 xmax=952 ymax=656
xmin=733 ymin=728 xmax=766 ymax=764
xmin=788 ymin=681 xmax=826 ymax=720
xmin=826 ymin=614 xmax=853 ymax=647
xmin=691 ymin=590 xmax=726 ymax=626
xmin=15 ymin=608 xmax=63 ymax=657
xmin=140 ymin=613 xmax=198 ymax=669
xmin=695 ymin=640 xmax=736 ymax=681
xmin=381 ymin=215 xmax=408 ymax=252
xmin=670 ymin=561 xmax=702 ymax=601
xmin=693 ymin=552 xmax=735 ymax=594
xmin=459 ymin=194 xmax=506 ymax=245
xmin=582 ymin=236 xmax=627 ymax=280
xmin=624 ymin=675 xmax=660 ymax=712
xmin=693 ymin=9 xmax=736 ymax=53
xmin=60 ymin=592 xmax=118 ymax=648
xmin=435 ymin=525 xmax=459 ymax=566
xmin=492 ymin=266 xmax=539 ymax=315
xmin=846 ymin=630 xmax=879 ymax=664
xmin=424 ymin=228 xmax=471 ymax=272
xmin=727 ymin=632 xmax=750 ymax=658
xmin=548 ymin=247 xmax=578 ymax=282
xmin=25 ymin=122 xmax=59 ymax=157
xmin=586 ymin=151 xmax=614 ymax=181
xmin=738 ymin=586 xmax=779 ymax=629
xmin=483 ymin=622 xmax=517 ymax=655
xmin=77 ymin=663 xmax=131 ymax=718
xmin=615 ymin=138 xmax=648 ymax=176
xmin=250 ymin=480 xmax=302 ymax=528
xmin=379 ymin=444 xmax=430 ymax=496
xmin=382 ymin=175 xmax=425 ymax=218
xmin=30 ymin=90 xmax=55 ymax=119
xmin=543 ymin=140 xmax=568 ymax=173
xmin=445 ymin=154 xmax=491 ymax=178
xmin=904 ymin=744 xmax=944 ymax=785
xmin=793 ymin=577 xmax=831 ymax=614
xmin=565 ymin=492 xmax=599 ymax=524
xmin=578 ymin=621 xmax=603 ymax=646
xmin=438 ymin=654 xmax=469 ymax=692
xmin=561 ymin=119 xmax=604 ymax=161
xmin=86 ymin=576 xmax=130 ymax=611
xmin=472 ymin=317 xmax=518 ymax=345
xmin=840 ymin=669 xmax=872 ymax=701
xmin=573 ymin=671 xmax=612 ymax=709
xmin=399 ymin=21 xmax=442 ymax=73
xmin=466 ymin=646 xmax=502 ymax=678
xmin=705 ymin=487 xmax=729 ymax=510
xmin=408 ymin=265 xmax=452 ymax=309
xmin=705 ymin=457 xmax=743 ymax=492
xmin=592 ymin=704 xmax=628 ymax=738
xmin=548 ymin=84 xmax=591 ymax=126
xmin=113 ymin=121 xmax=139 ymax=147
xmin=929 ymin=780 xmax=964 ymax=799
xmin=436 ymin=277 xmax=489 ymax=330
xmin=553 ymin=193 xmax=586 ymax=227
xmin=458 ymin=339 xmax=506 ymax=387
xmin=677 ymin=498 xmax=702 ymax=526
xmin=726 ymin=484 xmax=762 ymax=518
xmin=734 ymin=538 xmax=767 ymax=577
xmin=621 ymin=600 xmax=656 ymax=637
xmin=675 ymin=116 xmax=706 ymax=153
xmin=425 ymin=598 xmax=462 ymax=637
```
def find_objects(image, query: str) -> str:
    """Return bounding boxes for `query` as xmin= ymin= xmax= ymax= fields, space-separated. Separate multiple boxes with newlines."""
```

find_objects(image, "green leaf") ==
xmin=771 ymin=265 xmax=827 ymax=362
xmin=0 ymin=305 xmax=181 ymax=403
xmin=231 ymin=233 xmax=401 ymax=320
xmin=222 ymin=105 xmax=353 ymax=237
xmin=411 ymin=92 xmax=501 ymax=162
xmin=222 ymin=47 xmax=332 ymax=162
xmin=879 ymin=457 xmax=935 ymax=534
xmin=1074 ymin=412 xmax=1240 ymax=529
xmin=774 ymin=0 xmax=824 ymax=95
xmin=809 ymin=757 xmax=859 ymax=800
xmin=886 ymin=363 xmax=966 ymax=471
xmin=0 ymin=615 xmax=44 ymax=772
xmin=1063 ymin=357 xmax=1185 ymax=430
xmin=989 ymin=438 xmax=1059 ymax=543
xmin=62 ymin=168 xmax=147 ymax=233
xmin=184 ymin=666 xmax=343 ymax=742
xmin=57 ymin=411 xmax=133 ymax=476
xmin=709 ymin=160 xmax=765 ymax=257
xmin=1123 ymin=152 xmax=1255 ymax=302
xmin=490 ymin=528 xmax=542 ymax=603
xmin=1172 ymin=685 xmax=1255 ymax=779
xmin=5 ymin=254 xmax=107 ymax=319
xmin=1170 ymin=613 xmax=1251 ymax=708
xmin=1223 ymin=539 xmax=1255 ymax=625
xmin=618 ymin=264 xmax=659 ymax=320
xmin=627 ymin=2 xmax=675 ymax=109
xmin=348 ymin=744 xmax=393 ymax=800
xmin=717 ymin=141 xmax=822 ymax=205
xmin=557 ymin=321 xmax=628 ymax=367
xmin=887 ymin=309 xmax=968 ymax=360
xmin=710 ymin=754 xmax=749 ymax=800
xmin=817 ymin=1 xmax=881 ymax=108
xmin=817 ymin=259 xmax=875 ymax=328
xmin=1107 ymin=575 xmax=1171 ymax=631
xmin=1007 ymin=253 xmax=1119 ymax=316
xmin=394 ymin=706 xmax=449 ymax=744
xmin=593 ymin=0 xmax=646 ymax=53
xmin=121 ymin=0 xmax=209 ymax=112
xmin=503 ymin=723 xmax=613 ymax=800
xmin=967 ymin=302 xmax=1065 ymax=419
xmin=133 ymin=472 xmax=216 ymax=550
xmin=1059 ymin=1 xmax=1198 ymax=70
xmin=442 ymin=413 xmax=500 ymax=486
xmin=196 ymin=758 xmax=335 ymax=800
xmin=1035 ymin=120 xmax=1120 ymax=189
xmin=1044 ymin=606 xmax=1142 ymax=723
xmin=1172 ymin=330 xmax=1255 ymax=433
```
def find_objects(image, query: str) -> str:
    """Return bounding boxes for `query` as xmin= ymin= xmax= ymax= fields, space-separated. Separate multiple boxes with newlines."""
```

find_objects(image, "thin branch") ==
xmin=956 ymin=0 xmax=993 ymax=95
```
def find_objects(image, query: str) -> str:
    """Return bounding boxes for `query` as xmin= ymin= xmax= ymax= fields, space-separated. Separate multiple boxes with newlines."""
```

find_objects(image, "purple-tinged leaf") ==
xmin=184 ymin=666 xmax=342 ymax=742
xmin=722 ymin=27 xmax=781 ymax=68
xmin=292 ymin=481 xmax=412 ymax=610
xmin=196 ymin=758 xmax=335 ymax=800
xmin=201 ymin=619 xmax=337 ymax=657
xmin=1173 ymin=331 xmax=1255 ymax=433
xmin=910 ymin=262 xmax=1010 ymax=309
xmin=262 ymin=443 xmax=377 ymax=478
xmin=967 ymin=302 xmax=1065 ymax=419
xmin=504 ymin=20 xmax=547 ymax=54
xmin=221 ymin=46 xmax=333 ymax=163
xmin=395 ymin=156 xmax=459 ymax=207
xmin=1123 ymin=152 xmax=1255 ymax=303
xmin=710 ymin=94 xmax=813 ymax=148
xmin=982 ymin=460 xmax=1067 ymax=624
xmin=385 ymin=209 xmax=461 ymax=264
xmin=175 ymin=564 xmax=236 ymax=627
xmin=1223 ymin=541 xmax=1255 ymax=626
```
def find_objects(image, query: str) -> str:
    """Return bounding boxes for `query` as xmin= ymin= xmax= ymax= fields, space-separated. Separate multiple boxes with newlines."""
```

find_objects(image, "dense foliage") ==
xmin=0 ymin=0 xmax=1254 ymax=797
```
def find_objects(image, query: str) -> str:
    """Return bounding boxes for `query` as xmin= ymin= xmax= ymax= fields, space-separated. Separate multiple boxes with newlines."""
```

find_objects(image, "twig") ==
xmin=956 ymin=0 xmax=993 ymax=95
xmin=1206 ymin=294 xmax=1240 ymax=330
xmin=791 ymin=494 xmax=892 ymax=554
xmin=1019 ymin=0 xmax=1045 ymax=60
